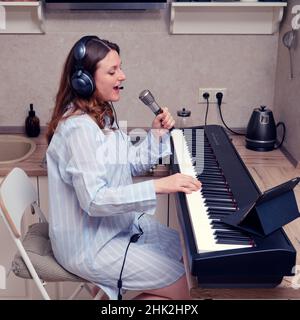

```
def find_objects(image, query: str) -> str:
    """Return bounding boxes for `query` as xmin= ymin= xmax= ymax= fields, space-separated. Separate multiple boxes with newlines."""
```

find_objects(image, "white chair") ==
xmin=0 ymin=167 xmax=104 ymax=300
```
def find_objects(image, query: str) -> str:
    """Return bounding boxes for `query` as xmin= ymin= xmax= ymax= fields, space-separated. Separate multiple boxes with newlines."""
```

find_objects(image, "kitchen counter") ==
xmin=0 ymin=127 xmax=170 ymax=177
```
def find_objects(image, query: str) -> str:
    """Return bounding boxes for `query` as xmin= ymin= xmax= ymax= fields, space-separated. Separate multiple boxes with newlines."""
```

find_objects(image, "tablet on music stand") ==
xmin=221 ymin=177 xmax=300 ymax=237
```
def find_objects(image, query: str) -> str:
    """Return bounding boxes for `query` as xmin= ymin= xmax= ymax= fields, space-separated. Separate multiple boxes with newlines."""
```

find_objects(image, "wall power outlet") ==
xmin=199 ymin=88 xmax=227 ymax=104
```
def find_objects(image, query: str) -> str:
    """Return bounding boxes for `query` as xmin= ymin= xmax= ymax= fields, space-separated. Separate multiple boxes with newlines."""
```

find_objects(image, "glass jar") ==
xmin=176 ymin=107 xmax=192 ymax=128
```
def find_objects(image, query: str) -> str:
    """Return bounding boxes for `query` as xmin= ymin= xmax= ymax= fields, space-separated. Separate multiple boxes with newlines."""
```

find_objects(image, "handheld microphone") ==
xmin=139 ymin=89 xmax=175 ymax=131
xmin=139 ymin=89 xmax=163 ymax=116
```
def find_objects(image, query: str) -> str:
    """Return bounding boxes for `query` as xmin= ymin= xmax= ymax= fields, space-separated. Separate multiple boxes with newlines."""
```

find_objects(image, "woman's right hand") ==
xmin=153 ymin=173 xmax=201 ymax=194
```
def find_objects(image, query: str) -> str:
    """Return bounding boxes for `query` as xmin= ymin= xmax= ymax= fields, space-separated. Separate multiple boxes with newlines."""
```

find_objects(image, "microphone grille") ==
xmin=139 ymin=89 xmax=154 ymax=105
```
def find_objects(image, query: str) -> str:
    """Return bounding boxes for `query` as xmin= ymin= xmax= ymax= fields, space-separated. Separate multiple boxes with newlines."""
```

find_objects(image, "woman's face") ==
xmin=94 ymin=49 xmax=126 ymax=102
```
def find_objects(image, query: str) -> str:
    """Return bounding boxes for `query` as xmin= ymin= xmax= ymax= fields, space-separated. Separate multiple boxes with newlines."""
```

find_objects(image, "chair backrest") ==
xmin=0 ymin=168 xmax=38 ymax=238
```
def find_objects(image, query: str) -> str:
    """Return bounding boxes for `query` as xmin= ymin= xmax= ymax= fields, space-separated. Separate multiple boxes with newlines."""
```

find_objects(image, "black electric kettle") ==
xmin=245 ymin=106 xmax=286 ymax=151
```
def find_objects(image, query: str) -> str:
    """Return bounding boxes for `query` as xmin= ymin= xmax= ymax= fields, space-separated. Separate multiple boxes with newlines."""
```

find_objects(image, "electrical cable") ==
xmin=216 ymin=92 xmax=245 ymax=136
xmin=117 ymin=212 xmax=145 ymax=300
xmin=203 ymin=92 xmax=210 ymax=126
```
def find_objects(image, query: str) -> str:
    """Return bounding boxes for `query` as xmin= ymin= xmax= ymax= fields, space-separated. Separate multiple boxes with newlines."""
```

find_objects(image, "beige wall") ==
xmin=0 ymin=5 xmax=279 ymax=131
xmin=274 ymin=0 xmax=300 ymax=164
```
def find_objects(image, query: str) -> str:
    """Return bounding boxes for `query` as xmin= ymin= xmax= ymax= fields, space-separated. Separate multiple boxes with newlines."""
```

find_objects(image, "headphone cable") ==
xmin=110 ymin=102 xmax=125 ymax=140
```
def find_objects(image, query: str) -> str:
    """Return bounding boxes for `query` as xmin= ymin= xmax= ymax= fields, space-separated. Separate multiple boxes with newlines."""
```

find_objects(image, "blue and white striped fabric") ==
xmin=46 ymin=113 xmax=185 ymax=299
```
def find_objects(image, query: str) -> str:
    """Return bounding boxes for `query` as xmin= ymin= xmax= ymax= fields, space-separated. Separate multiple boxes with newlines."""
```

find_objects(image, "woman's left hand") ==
xmin=151 ymin=107 xmax=175 ymax=135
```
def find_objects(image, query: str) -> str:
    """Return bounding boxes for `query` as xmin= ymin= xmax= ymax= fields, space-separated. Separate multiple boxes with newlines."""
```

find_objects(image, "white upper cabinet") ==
xmin=0 ymin=1 xmax=44 ymax=34
xmin=170 ymin=2 xmax=287 ymax=35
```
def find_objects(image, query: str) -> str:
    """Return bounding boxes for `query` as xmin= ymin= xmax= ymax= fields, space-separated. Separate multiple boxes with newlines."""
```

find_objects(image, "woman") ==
xmin=46 ymin=35 xmax=201 ymax=300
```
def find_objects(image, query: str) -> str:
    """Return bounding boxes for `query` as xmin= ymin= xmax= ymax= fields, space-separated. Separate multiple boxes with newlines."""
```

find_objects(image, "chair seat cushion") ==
xmin=12 ymin=223 xmax=86 ymax=282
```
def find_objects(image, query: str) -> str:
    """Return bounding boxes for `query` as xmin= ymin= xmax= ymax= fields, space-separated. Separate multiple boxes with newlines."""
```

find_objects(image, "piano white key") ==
xmin=171 ymin=129 xmax=251 ymax=253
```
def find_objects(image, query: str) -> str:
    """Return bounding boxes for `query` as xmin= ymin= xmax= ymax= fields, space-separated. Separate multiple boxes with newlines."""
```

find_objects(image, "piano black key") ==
xmin=204 ymin=160 xmax=219 ymax=165
xmin=203 ymin=161 xmax=219 ymax=167
xmin=202 ymin=188 xmax=230 ymax=194
xmin=214 ymin=230 xmax=250 ymax=238
xmin=207 ymin=206 xmax=236 ymax=212
xmin=199 ymin=175 xmax=223 ymax=180
xmin=214 ymin=236 xmax=251 ymax=244
xmin=199 ymin=174 xmax=224 ymax=180
xmin=199 ymin=173 xmax=224 ymax=179
xmin=208 ymin=214 xmax=232 ymax=220
xmin=208 ymin=209 xmax=234 ymax=215
xmin=216 ymin=238 xmax=252 ymax=245
xmin=215 ymin=235 xmax=251 ymax=243
xmin=205 ymin=201 xmax=236 ymax=207
xmin=206 ymin=205 xmax=236 ymax=212
xmin=207 ymin=207 xmax=236 ymax=213
xmin=208 ymin=214 xmax=230 ymax=219
xmin=200 ymin=170 xmax=223 ymax=175
xmin=211 ymin=225 xmax=233 ymax=231
xmin=204 ymin=156 xmax=217 ymax=161
xmin=200 ymin=178 xmax=226 ymax=184
xmin=201 ymin=186 xmax=230 ymax=192
xmin=203 ymin=152 xmax=214 ymax=156
xmin=201 ymin=168 xmax=222 ymax=174
xmin=201 ymin=180 xmax=227 ymax=186
xmin=204 ymin=197 xmax=234 ymax=203
xmin=202 ymin=191 xmax=233 ymax=198
xmin=199 ymin=186 xmax=233 ymax=191
xmin=214 ymin=228 xmax=251 ymax=237
xmin=210 ymin=221 xmax=233 ymax=230
xmin=203 ymin=167 xmax=220 ymax=172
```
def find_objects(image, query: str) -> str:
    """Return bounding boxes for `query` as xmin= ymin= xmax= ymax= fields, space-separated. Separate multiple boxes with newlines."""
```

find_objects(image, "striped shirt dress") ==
xmin=46 ymin=113 xmax=185 ymax=299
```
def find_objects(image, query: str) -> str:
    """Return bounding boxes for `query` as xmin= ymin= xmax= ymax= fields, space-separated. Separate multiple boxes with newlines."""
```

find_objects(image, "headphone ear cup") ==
xmin=71 ymin=69 xmax=95 ymax=98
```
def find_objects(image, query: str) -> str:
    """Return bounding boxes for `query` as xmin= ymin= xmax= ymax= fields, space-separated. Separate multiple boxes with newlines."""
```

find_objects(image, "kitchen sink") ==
xmin=0 ymin=135 xmax=36 ymax=164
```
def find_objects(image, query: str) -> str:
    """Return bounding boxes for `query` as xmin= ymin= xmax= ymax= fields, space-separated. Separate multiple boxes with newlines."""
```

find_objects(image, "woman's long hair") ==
xmin=46 ymin=37 xmax=120 ymax=144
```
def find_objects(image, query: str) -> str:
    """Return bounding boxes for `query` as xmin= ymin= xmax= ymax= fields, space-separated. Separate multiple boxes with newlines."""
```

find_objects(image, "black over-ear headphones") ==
xmin=71 ymin=35 xmax=99 ymax=98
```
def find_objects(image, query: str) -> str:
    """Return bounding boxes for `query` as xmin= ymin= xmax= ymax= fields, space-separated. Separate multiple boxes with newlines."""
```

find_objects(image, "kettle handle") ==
xmin=274 ymin=122 xmax=286 ymax=150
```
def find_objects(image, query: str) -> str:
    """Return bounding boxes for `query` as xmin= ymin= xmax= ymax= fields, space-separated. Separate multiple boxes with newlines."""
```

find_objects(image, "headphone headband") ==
xmin=73 ymin=35 xmax=99 ymax=61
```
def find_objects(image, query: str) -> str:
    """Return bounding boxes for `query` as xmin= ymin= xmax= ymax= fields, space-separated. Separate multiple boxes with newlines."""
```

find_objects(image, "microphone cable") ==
xmin=117 ymin=212 xmax=145 ymax=300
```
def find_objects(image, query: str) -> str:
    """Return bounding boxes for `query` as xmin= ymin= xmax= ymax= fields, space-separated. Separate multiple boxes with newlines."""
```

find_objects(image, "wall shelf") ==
xmin=170 ymin=2 xmax=287 ymax=35
xmin=0 ymin=1 xmax=44 ymax=34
